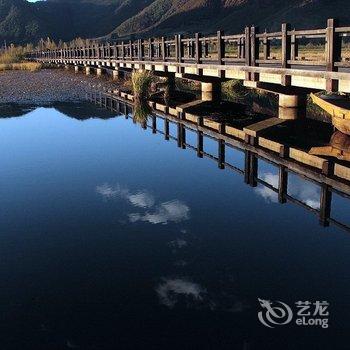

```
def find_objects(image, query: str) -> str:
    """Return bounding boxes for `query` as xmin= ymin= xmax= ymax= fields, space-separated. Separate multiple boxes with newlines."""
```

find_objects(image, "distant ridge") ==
xmin=1 ymin=0 xmax=350 ymax=44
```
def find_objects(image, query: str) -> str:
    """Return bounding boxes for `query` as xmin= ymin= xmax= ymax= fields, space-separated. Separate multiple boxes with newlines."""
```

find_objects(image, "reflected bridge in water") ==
xmin=88 ymin=91 xmax=350 ymax=234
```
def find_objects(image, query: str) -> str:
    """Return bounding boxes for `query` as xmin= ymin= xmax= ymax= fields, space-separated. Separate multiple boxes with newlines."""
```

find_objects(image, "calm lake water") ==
xmin=1 ymin=103 xmax=350 ymax=349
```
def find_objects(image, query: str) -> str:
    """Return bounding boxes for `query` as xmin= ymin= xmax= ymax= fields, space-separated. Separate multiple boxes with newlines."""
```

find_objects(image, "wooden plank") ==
xmin=176 ymin=100 xmax=204 ymax=112
xmin=258 ymin=137 xmax=284 ymax=154
xmin=289 ymin=148 xmax=326 ymax=170
xmin=225 ymin=125 xmax=245 ymax=140
xmin=243 ymin=118 xmax=286 ymax=137
xmin=203 ymin=118 xmax=220 ymax=131
xmin=184 ymin=113 xmax=198 ymax=123
xmin=155 ymin=103 xmax=167 ymax=112
xmin=334 ymin=163 xmax=350 ymax=181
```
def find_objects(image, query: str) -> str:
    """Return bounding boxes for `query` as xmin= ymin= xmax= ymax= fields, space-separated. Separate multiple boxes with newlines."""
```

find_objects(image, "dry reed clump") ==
xmin=131 ymin=70 xmax=154 ymax=100
xmin=0 ymin=47 xmax=42 ymax=72
xmin=0 ymin=62 xmax=42 ymax=72
xmin=131 ymin=70 xmax=154 ymax=125
xmin=0 ymin=48 xmax=23 ymax=64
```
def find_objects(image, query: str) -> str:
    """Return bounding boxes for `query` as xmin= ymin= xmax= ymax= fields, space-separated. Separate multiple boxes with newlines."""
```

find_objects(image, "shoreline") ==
xmin=0 ymin=68 xmax=119 ymax=106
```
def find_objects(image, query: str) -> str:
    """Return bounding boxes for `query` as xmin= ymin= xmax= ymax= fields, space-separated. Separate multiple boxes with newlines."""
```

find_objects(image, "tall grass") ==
xmin=0 ymin=62 xmax=42 ymax=72
xmin=0 ymin=46 xmax=41 ymax=71
xmin=132 ymin=70 xmax=153 ymax=101
xmin=0 ymin=46 xmax=25 ymax=64
xmin=132 ymin=70 xmax=154 ymax=126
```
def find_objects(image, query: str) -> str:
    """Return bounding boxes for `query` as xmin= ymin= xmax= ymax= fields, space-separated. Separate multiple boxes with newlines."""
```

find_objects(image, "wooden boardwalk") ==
xmin=29 ymin=19 xmax=350 ymax=93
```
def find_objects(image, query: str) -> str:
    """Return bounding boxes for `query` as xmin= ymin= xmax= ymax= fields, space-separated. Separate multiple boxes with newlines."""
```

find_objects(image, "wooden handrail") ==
xmin=28 ymin=18 xmax=350 ymax=91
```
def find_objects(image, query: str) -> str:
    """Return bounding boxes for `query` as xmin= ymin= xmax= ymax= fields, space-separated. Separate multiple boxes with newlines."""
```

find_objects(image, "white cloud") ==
xmin=156 ymin=278 xmax=206 ymax=308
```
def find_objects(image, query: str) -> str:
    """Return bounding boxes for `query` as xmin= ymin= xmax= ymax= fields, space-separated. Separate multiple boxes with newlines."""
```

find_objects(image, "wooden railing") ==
xmin=29 ymin=19 xmax=350 ymax=87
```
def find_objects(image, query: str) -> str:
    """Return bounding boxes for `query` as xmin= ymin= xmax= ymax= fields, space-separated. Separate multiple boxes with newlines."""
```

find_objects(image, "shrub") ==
xmin=131 ymin=70 xmax=154 ymax=101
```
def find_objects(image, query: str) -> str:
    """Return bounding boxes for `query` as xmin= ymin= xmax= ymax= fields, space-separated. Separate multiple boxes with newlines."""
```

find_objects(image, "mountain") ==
xmin=111 ymin=0 xmax=350 ymax=38
xmin=1 ymin=0 xmax=350 ymax=45
xmin=0 ymin=0 xmax=153 ymax=44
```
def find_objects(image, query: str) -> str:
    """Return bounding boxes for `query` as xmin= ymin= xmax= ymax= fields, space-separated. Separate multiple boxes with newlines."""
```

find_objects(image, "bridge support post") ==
xmin=85 ymin=66 xmax=91 ymax=75
xmin=96 ymin=67 xmax=103 ymax=77
xmin=201 ymin=81 xmax=221 ymax=102
xmin=245 ymin=81 xmax=307 ymax=120
xmin=165 ymin=74 xmax=176 ymax=96
xmin=74 ymin=65 xmax=79 ymax=73
xmin=278 ymin=93 xmax=306 ymax=120
xmin=113 ymin=68 xmax=120 ymax=81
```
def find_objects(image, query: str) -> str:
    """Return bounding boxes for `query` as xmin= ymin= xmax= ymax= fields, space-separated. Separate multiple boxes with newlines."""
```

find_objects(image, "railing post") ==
xmin=138 ymin=39 xmax=142 ymax=60
xmin=197 ymin=131 xmax=203 ymax=158
xmin=161 ymin=37 xmax=166 ymax=61
xmin=121 ymin=41 xmax=124 ymax=60
xmin=244 ymin=26 xmax=251 ymax=80
xmin=281 ymin=23 xmax=291 ymax=86
xmin=178 ymin=34 xmax=183 ymax=63
xmin=107 ymin=42 xmax=111 ymax=59
xmin=250 ymin=26 xmax=259 ymax=81
xmin=112 ymin=43 xmax=116 ymax=59
xmin=278 ymin=165 xmax=288 ymax=204
xmin=128 ymin=40 xmax=132 ymax=59
xmin=218 ymin=139 xmax=225 ymax=169
xmin=217 ymin=30 xmax=224 ymax=65
xmin=326 ymin=18 xmax=341 ymax=92
xmin=291 ymin=30 xmax=298 ymax=61
xmin=263 ymin=31 xmax=270 ymax=60
xmin=195 ymin=33 xmax=201 ymax=64
xmin=238 ymin=37 xmax=242 ymax=59
xmin=149 ymin=38 xmax=153 ymax=60
xmin=319 ymin=184 xmax=332 ymax=227
xmin=175 ymin=34 xmax=179 ymax=61
xmin=102 ymin=44 xmax=106 ymax=59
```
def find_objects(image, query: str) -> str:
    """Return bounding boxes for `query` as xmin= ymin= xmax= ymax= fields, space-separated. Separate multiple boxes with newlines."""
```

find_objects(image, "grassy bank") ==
xmin=0 ymin=62 xmax=42 ymax=72
xmin=0 ymin=46 xmax=41 ymax=72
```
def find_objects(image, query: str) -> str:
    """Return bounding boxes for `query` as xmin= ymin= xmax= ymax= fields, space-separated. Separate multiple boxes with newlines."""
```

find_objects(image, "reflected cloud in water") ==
xmin=129 ymin=200 xmax=190 ymax=225
xmin=96 ymin=183 xmax=189 ymax=224
xmin=156 ymin=278 xmax=206 ymax=308
xmin=168 ymin=239 xmax=188 ymax=249
xmin=255 ymin=173 xmax=279 ymax=203
xmin=255 ymin=172 xmax=320 ymax=209
xmin=155 ymin=277 xmax=250 ymax=313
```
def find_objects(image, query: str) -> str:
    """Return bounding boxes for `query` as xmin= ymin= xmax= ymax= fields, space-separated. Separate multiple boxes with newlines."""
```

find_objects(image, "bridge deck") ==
xmin=29 ymin=18 xmax=350 ymax=93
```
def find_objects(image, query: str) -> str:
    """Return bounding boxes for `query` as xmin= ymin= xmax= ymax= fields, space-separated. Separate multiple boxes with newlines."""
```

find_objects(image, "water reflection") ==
xmin=156 ymin=278 xmax=206 ymax=308
xmin=1 ymin=103 xmax=350 ymax=349
xmin=96 ymin=183 xmax=190 ymax=224
xmin=310 ymin=130 xmax=350 ymax=161
xmin=89 ymin=92 xmax=350 ymax=233
xmin=0 ymin=101 xmax=116 ymax=120
xmin=256 ymin=172 xmax=321 ymax=210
